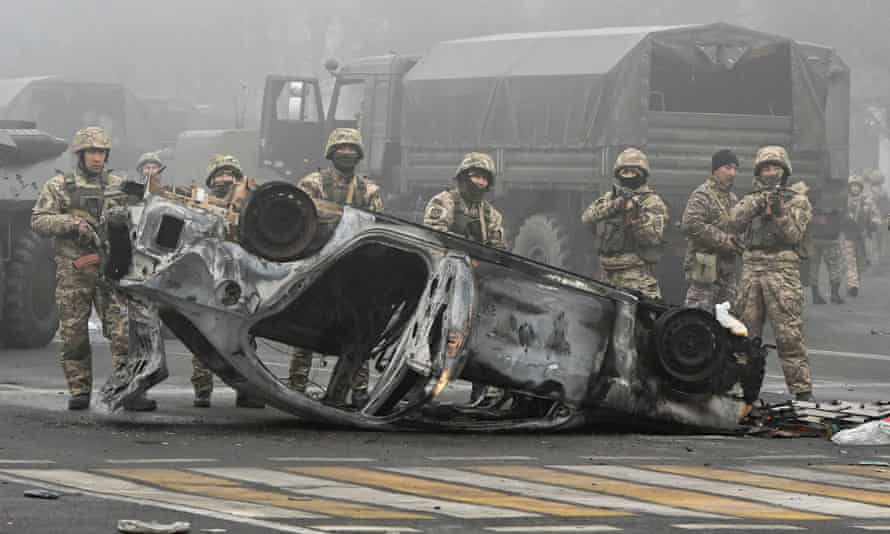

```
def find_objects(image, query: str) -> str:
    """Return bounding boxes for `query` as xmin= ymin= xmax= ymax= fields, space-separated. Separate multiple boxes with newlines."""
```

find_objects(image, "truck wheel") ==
xmin=5 ymin=230 xmax=59 ymax=348
xmin=512 ymin=214 xmax=571 ymax=269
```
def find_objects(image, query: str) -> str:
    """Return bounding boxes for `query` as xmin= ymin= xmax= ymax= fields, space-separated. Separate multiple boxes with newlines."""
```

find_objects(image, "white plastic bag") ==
xmin=831 ymin=417 xmax=890 ymax=446
xmin=715 ymin=301 xmax=748 ymax=337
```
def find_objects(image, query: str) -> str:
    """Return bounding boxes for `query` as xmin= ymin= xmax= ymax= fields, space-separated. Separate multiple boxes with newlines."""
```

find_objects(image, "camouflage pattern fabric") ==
xmin=809 ymin=238 xmax=843 ymax=286
xmin=191 ymin=357 xmax=214 ymax=396
xmin=601 ymin=264 xmax=661 ymax=300
xmin=33 ymin=167 xmax=130 ymax=397
xmin=70 ymin=126 xmax=112 ymax=153
xmin=55 ymin=261 xmax=129 ymax=396
xmin=613 ymin=147 xmax=650 ymax=177
xmin=729 ymin=167 xmax=813 ymax=395
xmin=753 ymin=145 xmax=792 ymax=178
xmin=298 ymin=168 xmax=383 ymax=212
xmin=581 ymin=184 xmax=668 ymax=298
xmin=681 ymin=176 xmax=740 ymax=310
xmin=289 ymin=165 xmax=382 ymax=395
xmin=841 ymin=238 xmax=864 ymax=289
xmin=324 ymin=128 xmax=364 ymax=158
xmin=455 ymin=152 xmax=497 ymax=186
xmin=423 ymin=188 xmax=507 ymax=249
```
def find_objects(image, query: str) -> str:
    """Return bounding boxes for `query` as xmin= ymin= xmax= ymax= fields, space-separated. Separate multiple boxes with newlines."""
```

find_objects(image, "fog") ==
xmin=2 ymin=0 xmax=886 ymax=128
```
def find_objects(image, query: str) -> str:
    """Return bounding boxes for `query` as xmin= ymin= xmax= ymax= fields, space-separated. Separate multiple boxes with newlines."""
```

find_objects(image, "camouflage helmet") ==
xmin=324 ymin=128 xmax=364 ymax=159
xmin=455 ymin=152 xmax=496 ymax=189
xmin=867 ymin=169 xmax=885 ymax=186
xmin=70 ymin=126 xmax=112 ymax=154
xmin=205 ymin=154 xmax=244 ymax=187
xmin=136 ymin=151 xmax=163 ymax=172
xmin=613 ymin=148 xmax=650 ymax=178
xmin=848 ymin=174 xmax=865 ymax=188
xmin=753 ymin=145 xmax=792 ymax=178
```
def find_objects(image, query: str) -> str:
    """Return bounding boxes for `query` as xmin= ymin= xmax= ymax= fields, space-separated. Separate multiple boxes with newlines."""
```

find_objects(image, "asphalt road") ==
xmin=0 ymin=273 xmax=888 ymax=534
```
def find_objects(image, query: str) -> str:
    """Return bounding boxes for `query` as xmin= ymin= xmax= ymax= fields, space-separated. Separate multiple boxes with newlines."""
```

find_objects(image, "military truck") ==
xmin=258 ymin=23 xmax=851 ymax=304
xmin=0 ymin=121 xmax=68 ymax=346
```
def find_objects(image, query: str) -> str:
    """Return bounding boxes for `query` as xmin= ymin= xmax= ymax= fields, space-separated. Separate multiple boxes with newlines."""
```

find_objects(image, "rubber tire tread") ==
xmin=5 ymin=230 xmax=59 ymax=348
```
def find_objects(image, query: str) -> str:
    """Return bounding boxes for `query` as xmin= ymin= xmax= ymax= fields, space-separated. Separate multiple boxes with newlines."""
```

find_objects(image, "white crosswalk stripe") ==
xmin=558 ymin=465 xmax=890 ymax=519
xmin=743 ymin=465 xmax=890 ymax=492
xmin=195 ymin=468 xmax=537 ymax=519
xmin=387 ymin=467 xmax=725 ymax=519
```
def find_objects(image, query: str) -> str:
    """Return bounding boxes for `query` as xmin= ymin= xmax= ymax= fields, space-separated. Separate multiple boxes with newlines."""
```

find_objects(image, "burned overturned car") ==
xmin=101 ymin=182 xmax=767 ymax=431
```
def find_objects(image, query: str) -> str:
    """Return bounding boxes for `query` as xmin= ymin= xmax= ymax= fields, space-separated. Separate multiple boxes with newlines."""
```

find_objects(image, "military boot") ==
xmin=795 ymin=391 xmax=815 ymax=402
xmin=848 ymin=286 xmax=859 ymax=297
xmin=123 ymin=393 xmax=157 ymax=412
xmin=830 ymin=283 xmax=845 ymax=304
xmin=193 ymin=391 xmax=211 ymax=408
xmin=67 ymin=393 xmax=90 ymax=411
xmin=810 ymin=285 xmax=826 ymax=305
xmin=235 ymin=391 xmax=265 ymax=409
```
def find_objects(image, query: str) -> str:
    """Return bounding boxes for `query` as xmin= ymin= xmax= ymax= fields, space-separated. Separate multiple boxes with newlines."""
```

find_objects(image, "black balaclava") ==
xmin=332 ymin=152 xmax=361 ymax=176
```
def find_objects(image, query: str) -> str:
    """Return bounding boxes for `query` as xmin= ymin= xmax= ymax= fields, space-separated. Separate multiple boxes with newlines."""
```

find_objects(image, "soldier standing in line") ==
xmin=191 ymin=154 xmax=266 ymax=409
xmin=289 ymin=128 xmax=383 ymax=408
xmin=424 ymin=152 xmax=506 ymax=405
xmin=581 ymin=148 xmax=668 ymax=300
xmin=729 ymin=146 xmax=814 ymax=401
xmin=31 ymin=127 xmax=156 ymax=411
xmin=681 ymin=149 xmax=743 ymax=311
xmin=841 ymin=174 xmax=880 ymax=297
xmin=805 ymin=184 xmax=845 ymax=305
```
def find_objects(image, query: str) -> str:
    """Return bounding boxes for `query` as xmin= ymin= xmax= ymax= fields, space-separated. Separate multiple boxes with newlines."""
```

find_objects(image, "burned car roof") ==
xmin=101 ymin=182 xmax=767 ymax=432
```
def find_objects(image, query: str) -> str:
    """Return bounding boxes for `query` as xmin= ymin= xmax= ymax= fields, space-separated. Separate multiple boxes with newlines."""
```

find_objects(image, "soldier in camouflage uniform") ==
xmin=192 ymin=155 xmax=266 ymax=409
xmin=681 ymin=149 xmax=742 ymax=311
xmin=289 ymin=129 xmax=382 ymax=407
xmin=841 ymin=174 xmax=880 ymax=297
xmin=805 ymin=183 xmax=845 ymax=304
xmin=729 ymin=146 xmax=814 ymax=401
xmin=31 ymin=127 xmax=155 ymax=411
xmin=581 ymin=148 xmax=668 ymax=300
xmin=136 ymin=151 xmax=164 ymax=196
xmin=424 ymin=152 xmax=506 ymax=404
xmin=423 ymin=152 xmax=507 ymax=249
xmin=865 ymin=169 xmax=888 ymax=266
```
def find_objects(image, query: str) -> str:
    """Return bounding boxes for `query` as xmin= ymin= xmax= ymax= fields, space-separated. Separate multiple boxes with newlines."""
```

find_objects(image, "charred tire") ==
xmin=238 ymin=181 xmax=318 ymax=261
xmin=653 ymin=308 xmax=726 ymax=395
xmin=5 ymin=230 xmax=59 ymax=348
xmin=513 ymin=214 xmax=571 ymax=269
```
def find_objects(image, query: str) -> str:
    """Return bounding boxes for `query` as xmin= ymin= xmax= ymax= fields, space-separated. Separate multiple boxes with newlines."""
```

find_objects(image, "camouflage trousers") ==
xmin=736 ymin=261 xmax=812 ymax=395
xmin=808 ymin=238 xmax=843 ymax=287
xmin=191 ymin=357 xmax=214 ymax=396
xmin=841 ymin=238 xmax=865 ymax=289
xmin=684 ymin=274 xmax=737 ymax=313
xmin=289 ymin=348 xmax=369 ymax=394
xmin=55 ymin=261 xmax=129 ymax=396
xmin=602 ymin=264 xmax=661 ymax=300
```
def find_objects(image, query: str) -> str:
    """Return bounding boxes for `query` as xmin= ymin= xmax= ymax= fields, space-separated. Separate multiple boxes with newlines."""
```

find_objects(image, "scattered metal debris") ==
xmin=747 ymin=400 xmax=890 ymax=438
xmin=117 ymin=519 xmax=190 ymax=534
xmin=23 ymin=488 xmax=60 ymax=500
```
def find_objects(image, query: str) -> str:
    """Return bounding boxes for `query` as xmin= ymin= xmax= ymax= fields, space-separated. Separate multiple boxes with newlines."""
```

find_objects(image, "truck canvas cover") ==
xmin=402 ymin=22 xmax=848 ymax=180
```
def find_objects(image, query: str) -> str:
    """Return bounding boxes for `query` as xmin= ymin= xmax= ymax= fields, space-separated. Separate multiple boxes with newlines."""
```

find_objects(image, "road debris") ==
xmin=117 ymin=519 xmax=190 ymax=534
xmin=23 ymin=488 xmax=60 ymax=499
xmin=747 ymin=400 xmax=890 ymax=439
xmin=832 ymin=417 xmax=890 ymax=446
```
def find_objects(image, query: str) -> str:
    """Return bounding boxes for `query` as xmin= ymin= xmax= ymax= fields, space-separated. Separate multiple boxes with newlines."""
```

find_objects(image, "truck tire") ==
xmin=513 ymin=214 xmax=571 ymax=269
xmin=5 ymin=230 xmax=59 ymax=348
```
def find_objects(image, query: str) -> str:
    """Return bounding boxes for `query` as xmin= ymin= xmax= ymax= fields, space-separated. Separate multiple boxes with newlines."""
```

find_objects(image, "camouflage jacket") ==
xmin=845 ymin=192 xmax=880 ymax=239
xmin=581 ymin=185 xmax=668 ymax=270
xmin=297 ymin=167 xmax=383 ymax=212
xmin=423 ymin=188 xmax=507 ymax=250
xmin=681 ymin=177 xmax=739 ymax=274
xmin=31 ymin=169 xmax=124 ymax=260
xmin=729 ymin=186 xmax=812 ymax=265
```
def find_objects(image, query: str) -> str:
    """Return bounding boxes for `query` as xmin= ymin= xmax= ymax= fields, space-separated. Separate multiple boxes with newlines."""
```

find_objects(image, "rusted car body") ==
xmin=101 ymin=183 xmax=766 ymax=432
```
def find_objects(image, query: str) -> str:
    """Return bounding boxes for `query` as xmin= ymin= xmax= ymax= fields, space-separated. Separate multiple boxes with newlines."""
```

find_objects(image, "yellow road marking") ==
xmin=291 ymin=467 xmax=627 ymax=517
xmin=824 ymin=465 xmax=890 ymax=481
xmin=650 ymin=466 xmax=890 ymax=507
xmin=476 ymin=466 xmax=826 ymax=520
xmin=101 ymin=469 xmax=427 ymax=520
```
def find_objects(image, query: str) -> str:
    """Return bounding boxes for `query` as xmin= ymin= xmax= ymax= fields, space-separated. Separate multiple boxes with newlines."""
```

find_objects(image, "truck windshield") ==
xmin=334 ymin=82 xmax=365 ymax=122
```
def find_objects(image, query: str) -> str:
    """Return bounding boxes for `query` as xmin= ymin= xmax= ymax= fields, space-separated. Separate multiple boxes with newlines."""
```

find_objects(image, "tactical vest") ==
xmin=744 ymin=189 xmax=795 ymax=250
xmin=321 ymin=169 xmax=368 ymax=208
xmin=449 ymin=190 xmax=488 ymax=243
xmin=599 ymin=192 xmax=663 ymax=263
xmin=64 ymin=171 xmax=107 ymax=225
